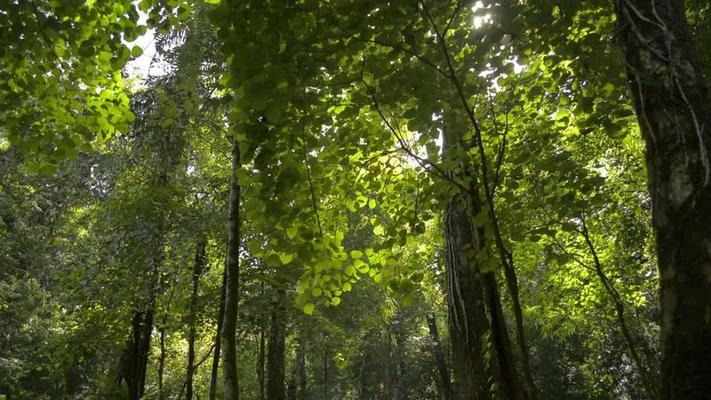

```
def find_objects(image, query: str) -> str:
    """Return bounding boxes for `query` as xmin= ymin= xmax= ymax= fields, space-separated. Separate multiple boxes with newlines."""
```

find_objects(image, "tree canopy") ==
xmin=1 ymin=0 xmax=710 ymax=399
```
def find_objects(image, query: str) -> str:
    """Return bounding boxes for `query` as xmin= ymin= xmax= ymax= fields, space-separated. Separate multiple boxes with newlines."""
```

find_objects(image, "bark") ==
xmin=158 ymin=323 xmax=166 ymax=400
xmin=258 ymin=324 xmax=266 ymax=400
xmin=384 ymin=329 xmax=394 ymax=400
xmin=116 ymin=305 xmax=155 ymax=400
xmin=296 ymin=338 xmax=307 ymax=400
xmin=323 ymin=347 xmax=329 ymax=399
xmin=427 ymin=314 xmax=451 ymax=400
xmin=482 ymin=272 xmax=525 ymax=400
xmin=502 ymin=252 xmax=537 ymax=400
xmin=393 ymin=328 xmax=408 ymax=400
xmin=443 ymin=188 xmax=493 ymax=400
xmin=267 ymin=289 xmax=287 ymax=400
xmin=221 ymin=132 xmax=241 ymax=400
xmin=210 ymin=265 xmax=227 ymax=400
xmin=423 ymin=5 xmax=537 ymax=398
xmin=186 ymin=239 xmax=208 ymax=400
xmin=158 ymin=287 xmax=174 ymax=400
xmin=615 ymin=1 xmax=711 ymax=398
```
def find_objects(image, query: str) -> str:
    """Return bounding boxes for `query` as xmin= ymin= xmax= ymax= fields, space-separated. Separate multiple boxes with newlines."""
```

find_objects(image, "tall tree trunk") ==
xmin=296 ymin=338 xmax=307 ymax=400
xmin=615 ymin=1 xmax=711 ymax=398
xmin=221 ymin=132 xmax=241 ymax=400
xmin=116 ymin=250 xmax=163 ymax=400
xmin=443 ymin=191 xmax=492 ymax=400
xmin=158 ymin=323 xmax=166 ymax=400
xmin=258 ymin=324 xmax=266 ymax=400
xmin=267 ymin=289 xmax=286 ymax=400
xmin=427 ymin=314 xmax=451 ymax=400
xmin=158 ymin=287 xmax=174 ymax=400
xmin=393 ymin=327 xmax=408 ymax=400
xmin=482 ymin=273 xmax=524 ymax=400
xmin=186 ymin=239 xmax=208 ymax=400
xmin=116 ymin=304 xmax=155 ymax=400
xmin=384 ymin=329 xmax=393 ymax=400
xmin=210 ymin=266 xmax=227 ymax=400
xmin=323 ymin=346 xmax=329 ymax=400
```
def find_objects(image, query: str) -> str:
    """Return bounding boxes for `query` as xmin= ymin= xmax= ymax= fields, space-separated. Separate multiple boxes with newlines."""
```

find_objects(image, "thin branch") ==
xmin=301 ymin=141 xmax=323 ymax=237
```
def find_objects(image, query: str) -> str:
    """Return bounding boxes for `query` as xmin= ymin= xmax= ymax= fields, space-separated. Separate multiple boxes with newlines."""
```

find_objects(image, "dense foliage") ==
xmin=1 ymin=0 xmax=709 ymax=399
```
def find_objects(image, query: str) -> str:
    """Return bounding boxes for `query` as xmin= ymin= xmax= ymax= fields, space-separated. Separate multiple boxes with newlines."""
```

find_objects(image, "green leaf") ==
xmin=131 ymin=45 xmax=143 ymax=58
xmin=278 ymin=252 xmax=294 ymax=265
xmin=286 ymin=226 xmax=298 ymax=239
xmin=303 ymin=303 xmax=315 ymax=315
xmin=350 ymin=250 xmax=363 ymax=259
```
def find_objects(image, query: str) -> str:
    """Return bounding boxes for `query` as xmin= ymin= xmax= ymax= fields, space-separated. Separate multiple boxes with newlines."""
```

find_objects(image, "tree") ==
xmin=615 ymin=0 xmax=711 ymax=397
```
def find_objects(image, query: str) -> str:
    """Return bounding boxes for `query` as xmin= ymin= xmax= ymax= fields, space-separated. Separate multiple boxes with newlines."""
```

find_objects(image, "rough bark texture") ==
xmin=267 ymin=289 xmax=287 ymax=400
xmin=444 ymin=190 xmax=492 ymax=400
xmin=186 ymin=239 xmax=207 ymax=400
xmin=221 ymin=133 xmax=241 ymax=400
xmin=427 ymin=314 xmax=452 ymax=400
xmin=615 ymin=1 xmax=711 ymax=398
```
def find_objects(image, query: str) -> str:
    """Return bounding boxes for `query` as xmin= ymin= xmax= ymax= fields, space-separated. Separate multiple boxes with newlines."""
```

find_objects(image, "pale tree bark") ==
xmin=615 ymin=0 xmax=711 ymax=398
xmin=221 ymin=132 xmax=241 ymax=400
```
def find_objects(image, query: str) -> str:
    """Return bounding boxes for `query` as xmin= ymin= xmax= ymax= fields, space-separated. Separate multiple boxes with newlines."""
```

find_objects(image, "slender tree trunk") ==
xmin=186 ymin=239 xmax=208 ymax=400
xmin=384 ymin=329 xmax=393 ymax=400
xmin=427 ymin=314 xmax=451 ymax=400
xmin=296 ymin=338 xmax=307 ymax=400
xmin=502 ymin=251 xmax=537 ymax=400
xmin=393 ymin=327 xmax=408 ymax=400
xmin=482 ymin=272 xmax=525 ymax=400
xmin=158 ymin=287 xmax=174 ymax=400
xmin=267 ymin=289 xmax=287 ymax=400
xmin=210 ymin=266 xmax=227 ymax=400
xmin=221 ymin=132 xmax=241 ymax=400
xmin=117 ymin=304 xmax=155 ymax=400
xmin=158 ymin=324 xmax=166 ymax=400
xmin=258 ymin=325 xmax=266 ymax=400
xmin=323 ymin=347 xmax=329 ymax=400
xmin=615 ymin=1 xmax=711 ymax=398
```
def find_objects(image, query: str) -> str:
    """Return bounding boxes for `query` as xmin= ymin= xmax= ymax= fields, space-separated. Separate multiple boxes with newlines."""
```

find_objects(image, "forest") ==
xmin=1 ymin=0 xmax=710 ymax=399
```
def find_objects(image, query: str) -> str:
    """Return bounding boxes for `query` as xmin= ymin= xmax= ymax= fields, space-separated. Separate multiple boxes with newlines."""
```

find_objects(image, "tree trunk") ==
xmin=158 ymin=323 xmax=166 ymax=400
xmin=296 ymin=338 xmax=307 ymax=400
xmin=267 ymin=289 xmax=287 ymax=400
xmin=482 ymin=272 xmax=525 ymax=400
xmin=443 ymin=190 xmax=492 ymax=400
xmin=210 ymin=265 xmax=227 ymax=400
xmin=186 ymin=239 xmax=208 ymax=400
xmin=427 ymin=314 xmax=451 ymax=400
xmin=258 ymin=324 xmax=266 ymax=400
xmin=615 ymin=1 xmax=711 ymax=398
xmin=323 ymin=347 xmax=329 ymax=400
xmin=158 ymin=287 xmax=174 ymax=400
xmin=221 ymin=132 xmax=241 ymax=400
xmin=384 ymin=329 xmax=393 ymax=400
xmin=116 ymin=305 xmax=155 ymax=400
